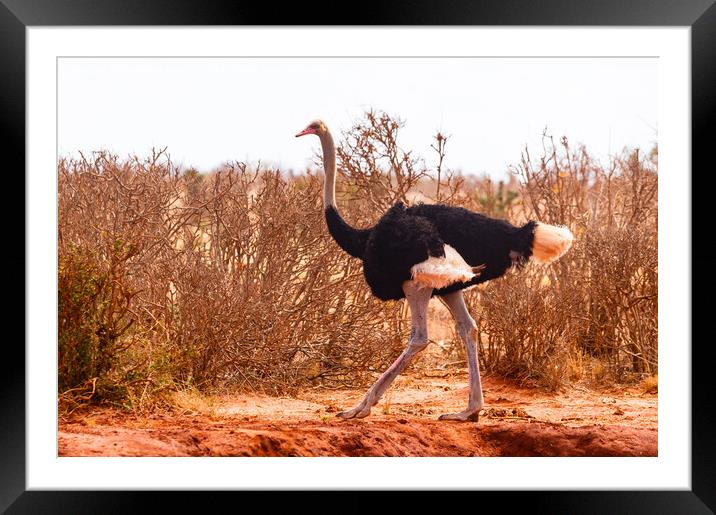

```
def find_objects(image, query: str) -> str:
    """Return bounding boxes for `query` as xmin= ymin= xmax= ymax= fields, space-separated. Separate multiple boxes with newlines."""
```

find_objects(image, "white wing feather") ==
xmin=410 ymin=245 xmax=482 ymax=289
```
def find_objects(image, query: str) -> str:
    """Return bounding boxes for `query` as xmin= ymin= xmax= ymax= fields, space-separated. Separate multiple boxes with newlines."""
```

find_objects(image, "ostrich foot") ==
xmin=438 ymin=410 xmax=480 ymax=422
xmin=336 ymin=405 xmax=372 ymax=420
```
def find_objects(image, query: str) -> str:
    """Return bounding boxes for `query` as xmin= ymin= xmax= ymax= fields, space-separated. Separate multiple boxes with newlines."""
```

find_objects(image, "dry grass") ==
xmin=641 ymin=374 xmax=658 ymax=393
xmin=166 ymin=387 xmax=219 ymax=417
xmin=382 ymin=392 xmax=393 ymax=415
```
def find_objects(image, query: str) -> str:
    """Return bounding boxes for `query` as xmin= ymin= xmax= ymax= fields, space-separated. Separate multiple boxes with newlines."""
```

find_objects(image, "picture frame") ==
xmin=6 ymin=0 xmax=713 ymax=512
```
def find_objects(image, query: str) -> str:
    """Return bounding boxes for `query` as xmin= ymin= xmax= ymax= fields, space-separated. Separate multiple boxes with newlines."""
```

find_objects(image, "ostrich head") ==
xmin=295 ymin=119 xmax=327 ymax=138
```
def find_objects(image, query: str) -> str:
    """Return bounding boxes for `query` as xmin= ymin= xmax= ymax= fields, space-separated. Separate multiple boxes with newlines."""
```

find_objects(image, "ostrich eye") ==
xmin=310 ymin=123 xmax=319 ymax=129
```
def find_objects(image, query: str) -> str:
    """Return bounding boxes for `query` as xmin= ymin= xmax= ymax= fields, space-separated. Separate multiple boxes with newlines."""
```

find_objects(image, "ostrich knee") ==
xmin=456 ymin=317 xmax=477 ymax=343
xmin=439 ymin=291 xmax=484 ymax=421
xmin=407 ymin=326 xmax=429 ymax=353
xmin=364 ymin=328 xmax=428 ymax=409
xmin=340 ymin=323 xmax=430 ymax=419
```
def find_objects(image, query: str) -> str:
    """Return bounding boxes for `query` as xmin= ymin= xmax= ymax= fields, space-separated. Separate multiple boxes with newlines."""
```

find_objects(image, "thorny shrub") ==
xmin=468 ymin=133 xmax=657 ymax=387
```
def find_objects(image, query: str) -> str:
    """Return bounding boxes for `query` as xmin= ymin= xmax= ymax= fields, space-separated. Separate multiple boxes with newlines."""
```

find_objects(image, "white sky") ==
xmin=58 ymin=57 xmax=657 ymax=179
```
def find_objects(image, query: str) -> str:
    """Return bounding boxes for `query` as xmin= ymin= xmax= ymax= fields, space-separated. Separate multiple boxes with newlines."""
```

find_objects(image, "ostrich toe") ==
xmin=336 ymin=405 xmax=372 ymax=420
xmin=438 ymin=410 xmax=480 ymax=422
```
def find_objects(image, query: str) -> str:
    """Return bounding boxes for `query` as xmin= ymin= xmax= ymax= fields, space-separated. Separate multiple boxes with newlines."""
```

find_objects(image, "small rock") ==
xmin=397 ymin=418 xmax=408 ymax=424
xmin=613 ymin=407 xmax=625 ymax=415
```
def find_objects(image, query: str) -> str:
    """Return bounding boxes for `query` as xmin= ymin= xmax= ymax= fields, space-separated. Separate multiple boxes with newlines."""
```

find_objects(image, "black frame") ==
xmin=5 ymin=1 xmax=713 ymax=513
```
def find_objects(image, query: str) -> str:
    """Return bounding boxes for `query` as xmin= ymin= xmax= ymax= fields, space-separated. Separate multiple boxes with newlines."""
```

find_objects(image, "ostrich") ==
xmin=296 ymin=119 xmax=573 ymax=422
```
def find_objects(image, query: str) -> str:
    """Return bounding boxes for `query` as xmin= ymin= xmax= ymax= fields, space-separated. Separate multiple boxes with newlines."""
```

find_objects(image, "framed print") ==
xmin=6 ymin=0 xmax=714 ymax=512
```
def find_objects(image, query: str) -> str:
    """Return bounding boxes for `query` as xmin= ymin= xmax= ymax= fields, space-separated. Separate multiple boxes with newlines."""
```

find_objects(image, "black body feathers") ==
xmin=325 ymin=202 xmax=537 ymax=301
xmin=362 ymin=203 xmax=446 ymax=301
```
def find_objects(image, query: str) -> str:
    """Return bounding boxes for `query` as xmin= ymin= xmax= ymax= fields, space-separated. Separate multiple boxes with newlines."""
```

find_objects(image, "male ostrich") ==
xmin=296 ymin=119 xmax=573 ymax=422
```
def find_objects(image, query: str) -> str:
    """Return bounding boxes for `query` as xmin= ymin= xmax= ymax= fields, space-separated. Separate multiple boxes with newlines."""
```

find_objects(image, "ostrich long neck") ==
xmin=319 ymin=130 xmax=337 ymax=209
xmin=316 ymin=126 xmax=369 ymax=260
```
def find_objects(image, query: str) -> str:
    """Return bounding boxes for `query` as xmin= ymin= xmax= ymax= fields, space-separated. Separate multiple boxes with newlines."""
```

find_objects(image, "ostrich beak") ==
xmin=295 ymin=127 xmax=314 ymax=138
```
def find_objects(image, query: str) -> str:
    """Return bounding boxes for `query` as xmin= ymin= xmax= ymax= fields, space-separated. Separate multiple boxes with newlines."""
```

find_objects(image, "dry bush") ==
xmin=58 ymin=112 xmax=658 ymax=408
xmin=335 ymin=109 xmax=467 ymax=219
xmin=156 ymin=165 xmax=408 ymax=392
xmin=58 ymin=150 xmax=189 ymax=407
xmin=58 ymin=142 xmax=412 ymax=407
xmin=463 ymin=132 xmax=658 ymax=387
xmin=472 ymin=273 xmax=578 ymax=388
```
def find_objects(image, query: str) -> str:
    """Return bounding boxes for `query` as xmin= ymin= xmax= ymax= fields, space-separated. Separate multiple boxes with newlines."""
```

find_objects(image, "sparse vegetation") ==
xmin=58 ymin=110 xmax=657 ymax=410
xmin=641 ymin=374 xmax=658 ymax=394
xmin=382 ymin=392 xmax=393 ymax=415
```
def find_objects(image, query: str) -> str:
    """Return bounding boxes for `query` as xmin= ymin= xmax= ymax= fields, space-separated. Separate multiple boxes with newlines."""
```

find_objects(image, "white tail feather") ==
xmin=532 ymin=223 xmax=574 ymax=264
xmin=411 ymin=245 xmax=480 ymax=289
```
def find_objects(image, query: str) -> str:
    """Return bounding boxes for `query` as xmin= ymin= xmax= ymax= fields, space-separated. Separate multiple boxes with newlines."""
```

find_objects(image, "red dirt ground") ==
xmin=58 ymin=372 xmax=657 ymax=457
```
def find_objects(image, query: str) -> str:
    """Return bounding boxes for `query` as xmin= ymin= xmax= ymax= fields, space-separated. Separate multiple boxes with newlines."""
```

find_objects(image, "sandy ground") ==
xmin=58 ymin=371 xmax=657 ymax=457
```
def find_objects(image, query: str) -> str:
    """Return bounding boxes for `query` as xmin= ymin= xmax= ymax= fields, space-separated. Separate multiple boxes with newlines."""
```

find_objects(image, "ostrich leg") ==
xmin=438 ymin=291 xmax=484 ymax=422
xmin=336 ymin=281 xmax=432 ymax=420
